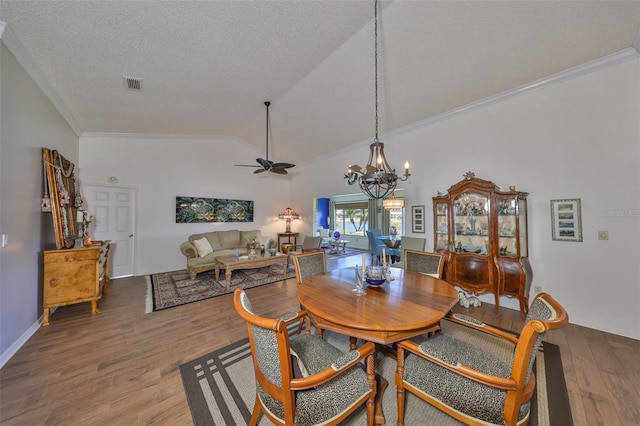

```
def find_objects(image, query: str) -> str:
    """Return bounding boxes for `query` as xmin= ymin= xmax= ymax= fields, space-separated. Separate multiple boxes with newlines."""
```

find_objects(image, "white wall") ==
xmin=79 ymin=134 xmax=292 ymax=276
xmin=292 ymin=58 xmax=640 ymax=339
xmin=0 ymin=44 xmax=79 ymax=363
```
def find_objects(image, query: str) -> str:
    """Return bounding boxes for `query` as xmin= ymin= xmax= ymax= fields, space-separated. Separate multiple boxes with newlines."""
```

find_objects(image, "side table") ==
xmin=277 ymin=232 xmax=298 ymax=253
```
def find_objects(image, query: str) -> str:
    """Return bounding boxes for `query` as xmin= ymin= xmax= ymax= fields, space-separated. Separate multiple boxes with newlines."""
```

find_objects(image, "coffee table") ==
xmin=214 ymin=253 xmax=288 ymax=290
xmin=328 ymin=239 xmax=349 ymax=254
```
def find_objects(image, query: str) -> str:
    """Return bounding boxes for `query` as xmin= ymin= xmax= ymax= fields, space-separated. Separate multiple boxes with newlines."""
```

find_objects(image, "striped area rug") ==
xmin=180 ymin=320 xmax=571 ymax=425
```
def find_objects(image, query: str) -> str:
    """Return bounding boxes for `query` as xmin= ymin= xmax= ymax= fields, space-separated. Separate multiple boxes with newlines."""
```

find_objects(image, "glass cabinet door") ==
xmin=453 ymin=192 xmax=489 ymax=255
xmin=434 ymin=201 xmax=448 ymax=251
xmin=519 ymin=198 xmax=528 ymax=257
xmin=496 ymin=195 xmax=526 ymax=258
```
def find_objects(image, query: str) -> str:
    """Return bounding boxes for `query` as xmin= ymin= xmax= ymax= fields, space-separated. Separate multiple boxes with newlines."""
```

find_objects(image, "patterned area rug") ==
xmin=147 ymin=264 xmax=295 ymax=312
xmin=180 ymin=320 xmax=572 ymax=425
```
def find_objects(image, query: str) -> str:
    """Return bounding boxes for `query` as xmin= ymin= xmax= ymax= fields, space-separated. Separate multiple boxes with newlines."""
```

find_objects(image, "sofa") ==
xmin=179 ymin=230 xmax=276 ymax=279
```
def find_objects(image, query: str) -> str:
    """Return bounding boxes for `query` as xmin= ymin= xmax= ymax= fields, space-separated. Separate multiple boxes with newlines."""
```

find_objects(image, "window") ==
xmin=388 ymin=208 xmax=405 ymax=236
xmin=334 ymin=202 xmax=369 ymax=236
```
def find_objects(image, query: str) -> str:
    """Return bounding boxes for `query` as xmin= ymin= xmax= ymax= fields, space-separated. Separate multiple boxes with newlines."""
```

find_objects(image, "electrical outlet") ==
xmin=534 ymin=285 xmax=542 ymax=294
xmin=598 ymin=230 xmax=609 ymax=240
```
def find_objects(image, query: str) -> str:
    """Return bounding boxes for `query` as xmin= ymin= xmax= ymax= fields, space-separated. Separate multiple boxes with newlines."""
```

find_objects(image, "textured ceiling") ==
xmin=1 ymin=1 xmax=639 ymax=165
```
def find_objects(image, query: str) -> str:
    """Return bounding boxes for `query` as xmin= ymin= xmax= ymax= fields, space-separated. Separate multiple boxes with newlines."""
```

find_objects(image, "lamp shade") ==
xmin=383 ymin=193 xmax=405 ymax=210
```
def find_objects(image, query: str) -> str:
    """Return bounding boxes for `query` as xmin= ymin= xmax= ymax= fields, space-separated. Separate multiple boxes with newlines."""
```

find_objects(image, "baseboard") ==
xmin=0 ymin=316 xmax=42 ymax=369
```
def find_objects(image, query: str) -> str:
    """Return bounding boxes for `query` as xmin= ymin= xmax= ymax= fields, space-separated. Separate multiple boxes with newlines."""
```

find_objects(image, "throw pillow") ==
xmin=193 ymin=237 xmax=213 ymax=257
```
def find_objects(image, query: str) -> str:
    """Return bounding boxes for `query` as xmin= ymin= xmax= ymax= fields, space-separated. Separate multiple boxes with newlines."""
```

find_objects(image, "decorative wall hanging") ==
xmin=176 ymin=197 xmax=254 ymax=223
xmin=42 ymin=148 xmax=83 ymax=249
xmin=411 ymin=205 xmax=425 ymax=233
xmin=550 ymin=198 xmax=583 ymax=242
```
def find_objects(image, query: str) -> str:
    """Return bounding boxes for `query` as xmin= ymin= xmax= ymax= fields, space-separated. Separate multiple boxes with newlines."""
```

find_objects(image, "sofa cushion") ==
xmin=188 ymin=232 xmax=222 ymax=251
xmin=218 ymin=230 xmax=241 ymax=249
xmin=241 ymin=230 xmax=262 ymax=246
xmin=193 ymin=237 xmax=213 ymax=257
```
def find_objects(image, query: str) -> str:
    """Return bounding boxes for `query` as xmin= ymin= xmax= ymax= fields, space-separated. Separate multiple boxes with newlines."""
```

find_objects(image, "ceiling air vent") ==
xmin=122 ymin=76 xmax=143 ymax=92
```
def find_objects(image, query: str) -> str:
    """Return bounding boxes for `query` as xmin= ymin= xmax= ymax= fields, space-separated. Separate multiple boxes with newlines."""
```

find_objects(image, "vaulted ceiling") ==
xmin=2 ymin=1 xmax=639 ymax=165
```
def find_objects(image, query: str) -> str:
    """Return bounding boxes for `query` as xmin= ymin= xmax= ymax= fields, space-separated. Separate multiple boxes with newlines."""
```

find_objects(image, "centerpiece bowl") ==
xmin=365 ymin=265 xmax=386 ymax=286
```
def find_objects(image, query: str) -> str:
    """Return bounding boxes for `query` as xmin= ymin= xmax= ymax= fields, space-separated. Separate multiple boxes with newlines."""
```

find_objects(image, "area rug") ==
xmin=147 ymin=264 xmax=296 ymax=312
xmin=179 ymin=320 xmax=572 ymax=426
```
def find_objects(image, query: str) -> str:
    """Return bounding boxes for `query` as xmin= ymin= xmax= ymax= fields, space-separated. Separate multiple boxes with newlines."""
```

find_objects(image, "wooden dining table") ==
xmin=297 ymin=267 xmax=459 ymax=424
xmin=298 ymin=267 xmax=458 ymax=346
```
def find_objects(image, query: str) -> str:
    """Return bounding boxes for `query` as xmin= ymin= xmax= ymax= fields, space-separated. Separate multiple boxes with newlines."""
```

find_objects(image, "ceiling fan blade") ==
xmin=270 ymin=167 xmax=288 ymax=175
xmin=271 ymin=162 xmax=295 ymax=169
xmin=256 ymin=158 xmax=271 ymax=169
xmin=235 ymin=164 xmax=262 ymax=167
xmin=254 ymin=168 xmax=267 ymax=174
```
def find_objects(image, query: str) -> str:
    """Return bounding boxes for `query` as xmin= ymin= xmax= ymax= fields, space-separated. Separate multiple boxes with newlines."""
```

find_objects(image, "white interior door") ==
xmin=84 ymin=185 xmax=136 ymax=278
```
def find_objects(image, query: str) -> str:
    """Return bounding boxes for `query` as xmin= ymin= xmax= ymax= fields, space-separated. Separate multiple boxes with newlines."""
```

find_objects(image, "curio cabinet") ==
xmin=433 ymin=172 xmax=531 ymax=317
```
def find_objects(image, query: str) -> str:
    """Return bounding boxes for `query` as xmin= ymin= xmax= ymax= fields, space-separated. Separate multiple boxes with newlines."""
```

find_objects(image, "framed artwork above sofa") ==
xmin=175 ymin=196 xmax=254 ymax=223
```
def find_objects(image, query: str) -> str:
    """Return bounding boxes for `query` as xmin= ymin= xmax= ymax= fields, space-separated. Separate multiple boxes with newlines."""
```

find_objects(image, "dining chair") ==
xmin=395 ymin=292 xmax=568 ymax=426
xmin=390 ymin=236 xmax=426 ymax=267
xmin=367 ymin=228 xmax=400 ymax=260
xmin=234 ymin=289 xmax=377 ymax=426
xmin=403 ymin=250 xmax=445 ymax=278
xmin=292 ymin=250 xmax=327 ymax=335
xmin=285 ymin=235 xmax=322 ymax=269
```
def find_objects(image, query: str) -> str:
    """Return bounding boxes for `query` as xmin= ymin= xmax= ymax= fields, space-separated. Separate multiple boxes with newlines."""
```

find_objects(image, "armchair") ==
xmin=233 ymin=289 xmax=377 ymax=426
xmin=395 ymin=292 xmax=568 ymax=426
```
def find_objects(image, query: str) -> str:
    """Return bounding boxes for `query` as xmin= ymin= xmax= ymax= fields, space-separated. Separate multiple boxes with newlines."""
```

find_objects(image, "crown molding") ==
xmin=1 ymin=24 xmax=83 ymax=137
xmin=385 ymin=48 xmax=640 ymax=141
xmin=304 ymin=48 xmax=640 ymax=167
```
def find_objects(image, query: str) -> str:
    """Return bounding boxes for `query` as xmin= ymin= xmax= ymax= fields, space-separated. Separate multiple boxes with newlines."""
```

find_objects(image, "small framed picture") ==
xmin=412 ymin=205 xmax=425 ymax=233
xmin=550 ymin=199 xmax=583 ymax=242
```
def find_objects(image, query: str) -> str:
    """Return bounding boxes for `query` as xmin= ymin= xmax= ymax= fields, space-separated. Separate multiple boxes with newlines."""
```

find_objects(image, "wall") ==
xmin=291 ymin=58 xmax=640 ymax=339
xmin=0 ymin=44 xmax=79 ymax=364
xmin=79 ymin=134 xmax=292 ymax=276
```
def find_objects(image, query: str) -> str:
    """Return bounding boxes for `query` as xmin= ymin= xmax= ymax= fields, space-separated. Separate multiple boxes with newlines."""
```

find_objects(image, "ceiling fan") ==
xmin=235 ymin=101 xmax=296 ymax=175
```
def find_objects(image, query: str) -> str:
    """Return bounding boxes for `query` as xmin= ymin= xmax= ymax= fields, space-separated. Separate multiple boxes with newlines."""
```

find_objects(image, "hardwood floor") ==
xmin=1 ymin=253 xmax=638 ymax=425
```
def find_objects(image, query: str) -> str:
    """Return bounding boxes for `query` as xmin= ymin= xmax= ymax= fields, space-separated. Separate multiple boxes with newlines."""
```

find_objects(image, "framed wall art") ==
xmin=176 ymin=197 xmax=254 ymax=223
xmin=550 ymin=198 xmax=582 ymax=242
xmin=411 ymin=205 xmax=426 ymax=233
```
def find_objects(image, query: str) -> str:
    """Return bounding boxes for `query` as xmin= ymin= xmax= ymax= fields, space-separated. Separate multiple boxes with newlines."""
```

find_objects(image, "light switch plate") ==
xmin=598 ymin=230 xmax=609 ymax=240
xmin=1 ymin=234 xmax=7 ymax=247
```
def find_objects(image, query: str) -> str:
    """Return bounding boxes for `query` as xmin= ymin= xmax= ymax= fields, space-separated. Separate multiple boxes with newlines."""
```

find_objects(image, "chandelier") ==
xmin=382 ymin=192 xmax=404 ymax=210
xmin=344 ymin=0 xmax=410 ymax=200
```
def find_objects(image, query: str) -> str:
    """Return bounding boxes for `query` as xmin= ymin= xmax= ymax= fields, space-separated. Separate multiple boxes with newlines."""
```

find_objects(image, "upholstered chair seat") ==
xmin=403 ymin=332 xmax=529 ymax=425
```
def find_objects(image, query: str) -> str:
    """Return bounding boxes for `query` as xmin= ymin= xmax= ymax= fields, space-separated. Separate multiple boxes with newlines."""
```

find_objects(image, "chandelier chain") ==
xmin=343 ymin=0 xmax=410 ymax=200
xmin=374 ymin=0 xmax=379 ymax=141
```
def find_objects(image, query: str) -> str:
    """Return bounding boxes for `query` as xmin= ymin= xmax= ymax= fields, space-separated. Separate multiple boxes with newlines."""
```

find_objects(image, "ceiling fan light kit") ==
xmin=235 ymin=101 xmax=296 ymax=175
xmin=345 ymin=0 xmax=410 ymax=200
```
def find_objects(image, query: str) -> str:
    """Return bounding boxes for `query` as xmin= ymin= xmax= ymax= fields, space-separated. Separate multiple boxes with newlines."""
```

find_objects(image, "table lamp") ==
xmin=278 ymin=207 xmax=299 ymax=233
